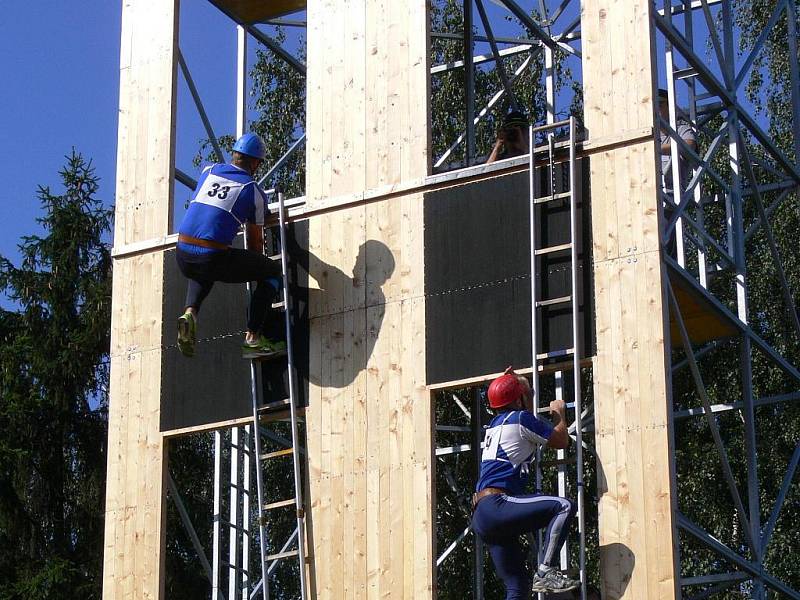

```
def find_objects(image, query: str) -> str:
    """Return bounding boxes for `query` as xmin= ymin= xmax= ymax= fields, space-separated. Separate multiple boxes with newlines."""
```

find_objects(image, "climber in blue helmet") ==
xmin=174 ymin=132 xmax=285 ymax=359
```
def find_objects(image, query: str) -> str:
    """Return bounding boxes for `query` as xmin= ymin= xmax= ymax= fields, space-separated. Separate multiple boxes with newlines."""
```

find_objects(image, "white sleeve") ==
xmin=252 ymin=185 xmax=266 ymax=226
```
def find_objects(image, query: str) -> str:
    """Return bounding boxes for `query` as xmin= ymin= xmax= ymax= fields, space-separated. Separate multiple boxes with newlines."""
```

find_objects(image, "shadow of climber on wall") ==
xmin=288 ymin=235 xmax=396 ymax=389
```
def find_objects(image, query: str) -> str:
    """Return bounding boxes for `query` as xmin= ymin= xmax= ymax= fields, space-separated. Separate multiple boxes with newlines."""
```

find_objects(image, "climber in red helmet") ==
xmin=471 ymin=367 xmax=579 ymax=598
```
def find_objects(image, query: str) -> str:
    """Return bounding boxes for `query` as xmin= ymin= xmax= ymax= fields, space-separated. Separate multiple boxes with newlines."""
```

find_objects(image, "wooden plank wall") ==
xmin=305 ymin=1 xmax=433 ymax=598
xmin=103 ymin=0 xmax=178 ymax=598
xmin=582 ymin=1 xmax=680 ymax=598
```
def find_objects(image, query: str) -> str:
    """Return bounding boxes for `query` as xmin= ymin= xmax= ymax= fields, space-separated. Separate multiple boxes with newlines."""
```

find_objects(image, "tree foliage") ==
xmin=670 ymin=3 xmax=800 ymax=596
xmin=0 ymin=151 xmax=112 ymax=599
xmin=430 ymin=0 xmax=581 ymax=169
xmin=195 ymin=27 xmax=306 ymax=199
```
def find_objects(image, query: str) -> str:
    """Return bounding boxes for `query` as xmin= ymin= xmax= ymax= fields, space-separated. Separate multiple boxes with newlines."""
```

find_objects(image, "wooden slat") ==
xmin=668 ymin=272 xmax=738 ymax=343
xmin=583 ymin=1 xmax=680 ymax=598
xmin=103 ymin=1 xmax=177 ymax=596
xmin=303 ymin=0 xmax=429 ymax=597
xmin=307 ymin=0 xmax=428 ymax=210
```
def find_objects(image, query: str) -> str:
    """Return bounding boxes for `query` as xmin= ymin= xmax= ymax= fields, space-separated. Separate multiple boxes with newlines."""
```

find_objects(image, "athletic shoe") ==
xmin=177 ymin=312 xmax=196 ymax=358
xmin=531 ymin=568 xmax=580 ymax=593
xmin=242 ymin=335 xmax=287 ymax=358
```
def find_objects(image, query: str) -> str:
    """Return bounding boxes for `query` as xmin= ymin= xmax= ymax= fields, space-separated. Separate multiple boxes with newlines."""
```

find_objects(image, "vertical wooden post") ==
xmin=102 ymin=1 xmax=178 ymax=598
xmin=304 ymin=1 xmax=433 ymax=598
xmin=581 ymin=1 xmax=680 ymax=598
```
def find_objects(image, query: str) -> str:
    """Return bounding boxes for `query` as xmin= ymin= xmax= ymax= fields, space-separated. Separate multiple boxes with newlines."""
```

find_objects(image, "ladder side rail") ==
xmin=555 ymin=371 xmax=568 ymax=573
xmin=568 ymin=116 xmax=587 ymax=600
xmin=472 ymin=387 xmax=485 ymax=600
xmin=229 ymin=427 xmax=241 ymax=598
xmin=242 ymin=426 xmax=252 ymax=600
xmin=243 ymin=225 xmax=270 ymax=600
xmin=543 ymin=131 xmax=573 ymax=577
xmin=277 ymin=191 xmax=309 ymax=600
xmin=213 ymin=431 xmax=224 ymax=600
xmin=529 ymin=123 xmax=541 ymax=407
xmin=530 ymin=125 xmax=545 ymax=599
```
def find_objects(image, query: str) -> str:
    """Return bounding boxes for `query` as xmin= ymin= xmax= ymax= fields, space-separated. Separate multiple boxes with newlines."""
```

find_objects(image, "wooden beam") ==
xmin=304 ymin=1 xmax=431 ymax=596
xmin=306 ymin=0 xmax=430 ymax=210
xmin=103 ymin=1 xmax=178 ymax=598
xmin=582 ymin=1 xmax=680 ymax=598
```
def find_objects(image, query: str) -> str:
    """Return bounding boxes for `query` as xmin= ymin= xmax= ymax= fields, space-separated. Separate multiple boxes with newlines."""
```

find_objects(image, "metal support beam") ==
xmin=178 ymin=49 xmax=225 ymax=163
xmin=678 ymin=514 xmax=800 ymax=599
xmin=245 ymin=25 xmax=306 ymax=74
xmin=168 ymin=472 xmax=216 ymax=587
xmin=464 ymin=0 xmax=476 ymax=165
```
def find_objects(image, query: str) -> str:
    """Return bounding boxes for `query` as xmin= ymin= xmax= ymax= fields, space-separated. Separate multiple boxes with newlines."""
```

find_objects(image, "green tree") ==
xmin=0 ymin=151 xmax=112 ymax=599
xmin=672 ymin=3 xmax=800 ymax=597
xmin=195 ymin=27 xmax=306 ymax=199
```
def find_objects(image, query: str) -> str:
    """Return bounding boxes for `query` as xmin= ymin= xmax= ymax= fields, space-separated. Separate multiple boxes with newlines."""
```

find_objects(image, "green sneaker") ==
xmin=242 ymin=335 xmax=287 ymax=358
xmin=177 ymin=311 xmax=196 ymax=358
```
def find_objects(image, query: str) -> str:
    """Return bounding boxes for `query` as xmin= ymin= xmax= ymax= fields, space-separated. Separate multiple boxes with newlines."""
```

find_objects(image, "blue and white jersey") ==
xmin=178 ymin=163 xmax=269 ymax=250
xmin=476 ymin=410 xmax=554 ymax=496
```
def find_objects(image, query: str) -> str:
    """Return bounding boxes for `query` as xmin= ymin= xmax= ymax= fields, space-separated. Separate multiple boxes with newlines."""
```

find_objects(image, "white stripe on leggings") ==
xmin=501 ymin=495 xmax=571 ymax=566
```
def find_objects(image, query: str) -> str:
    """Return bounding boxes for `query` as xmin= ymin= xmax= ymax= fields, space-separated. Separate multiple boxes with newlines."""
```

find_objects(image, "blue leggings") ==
xmin=472 ymin=493 xmax=576 ymax=600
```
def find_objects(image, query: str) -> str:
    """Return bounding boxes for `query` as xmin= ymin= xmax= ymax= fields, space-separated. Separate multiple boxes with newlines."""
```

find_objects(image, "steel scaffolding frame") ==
xmin=165 ymin=2 xmax=308 ymax=599
xmin=430 ymin=0 xmax=583 ymax=170
xmin=432 ymin=0 xmax=800 ymax=598
xmin=654 ymin=0 xmax=800 ymax=598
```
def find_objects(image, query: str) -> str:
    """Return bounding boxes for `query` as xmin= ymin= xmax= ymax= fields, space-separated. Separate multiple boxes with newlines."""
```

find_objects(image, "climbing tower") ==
xmin=104 ymin=1 xmax=800 ymax=598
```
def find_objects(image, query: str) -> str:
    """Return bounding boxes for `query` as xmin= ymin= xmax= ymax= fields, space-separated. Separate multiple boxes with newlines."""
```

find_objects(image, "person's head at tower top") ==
xmin=657 ymin=88 xmax=671 ymax=119
xmin=487 ymin=109 xmax=530 ymax=163
xmin=231 ymin=132 xmax=266 ymax=176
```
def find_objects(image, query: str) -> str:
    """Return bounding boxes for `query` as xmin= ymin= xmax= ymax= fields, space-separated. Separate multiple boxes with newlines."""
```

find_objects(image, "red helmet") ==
xmin=487 ymin=373 xmax=526 ymax=409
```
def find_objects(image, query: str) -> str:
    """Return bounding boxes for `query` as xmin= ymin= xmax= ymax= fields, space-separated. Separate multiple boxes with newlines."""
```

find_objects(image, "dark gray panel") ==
xmin=160 ymin=220 xmax=311 ymax=433
xmin=161 ymin=248 xmax=254 ymax=432
xmin=424 ymin=160 xmax=593 ymax=385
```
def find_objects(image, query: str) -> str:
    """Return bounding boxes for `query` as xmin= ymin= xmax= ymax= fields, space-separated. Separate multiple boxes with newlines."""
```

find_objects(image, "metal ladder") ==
xmin=528 ymin=117 xmax=588 ymax=600
xmin=211 ymin=191 xmax=309 ymax=600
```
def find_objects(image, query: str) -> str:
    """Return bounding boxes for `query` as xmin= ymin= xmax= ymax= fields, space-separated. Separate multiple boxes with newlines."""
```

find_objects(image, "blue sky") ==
xmin=0 ymin=2 xmax=251 ymax=308
xmin=1 ymin=3 xmax=121 ymax=273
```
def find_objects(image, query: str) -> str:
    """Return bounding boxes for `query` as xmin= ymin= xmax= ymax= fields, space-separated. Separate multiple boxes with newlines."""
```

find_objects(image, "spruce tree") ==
xmin=0 ymin=150 xmax=112 ymax=599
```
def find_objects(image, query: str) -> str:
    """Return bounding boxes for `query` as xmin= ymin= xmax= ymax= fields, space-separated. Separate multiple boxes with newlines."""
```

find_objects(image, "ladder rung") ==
xmin=536 ymin=295 xmax=572 ymax=307
xmin=536 ymin=401 xmax=577 ymax=414
xmin=264 ymin=498 xmax=296 ymax=511
xmin=535 ymin=242 xmax=572 ymax=255
xmin=268 ymin=253 xmax=282 ymax=261
xmin=268 ymin=549 xmax=299 ymax=561
xmin=271 ymin=300 xmax=286 ymax=309
xmin=259 ymin=398 xmax=292 ymax=412
xmin=220 ymin=561 xmax=250 ymax=573
xmin=539 ymin=457 xmax=575 ymax=467
xmin=259 ymin=406 xmax=306 ymax=424
xmin=536 ymin=348 xmax=575 ymax=360
xmin=534 ymin=191 xmax=571 ymax=204
xmin=248 ymin=349 xmax=288 ymax=362
xmin=261 ymin=448 xmax=295 ymax=460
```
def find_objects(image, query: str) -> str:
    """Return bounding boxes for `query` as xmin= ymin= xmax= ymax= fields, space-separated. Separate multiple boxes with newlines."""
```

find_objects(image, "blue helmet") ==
xmin=232 ymin=132 xmax=266 ymax=160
